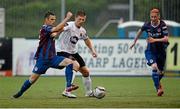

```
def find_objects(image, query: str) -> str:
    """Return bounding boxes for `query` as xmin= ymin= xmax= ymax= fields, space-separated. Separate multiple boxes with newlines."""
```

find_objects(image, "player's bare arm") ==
xmin=84 ymin=38 xmax=97 ymax=57
xmin=51 ymin=12 xmax=72 ymax=34
xmin=130 ymin=29 xmax=143 ymax=49
xmin=51 ymin=29 xmax=64 ymax=37
xmin=147 ymin=36 xmax=168 ymax=43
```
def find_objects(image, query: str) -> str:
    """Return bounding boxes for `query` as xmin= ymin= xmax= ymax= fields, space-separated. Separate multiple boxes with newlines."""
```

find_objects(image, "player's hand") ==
xmin=147 ymin=37 xmax=156 ymax=43
xmin=92 ymin=51 xmax=97 ymax=58
xmin=66 ymin=11 xmax=73 ymax=19
xmin=129 ymin=42 xmax=136 ymax=49
xmin=162 ymin=36 xmax=168 ymax=42
xmin=51 ymin=32 xmax=58 ymax=37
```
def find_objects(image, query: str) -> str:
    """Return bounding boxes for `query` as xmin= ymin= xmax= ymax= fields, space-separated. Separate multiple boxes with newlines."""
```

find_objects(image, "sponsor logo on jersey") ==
xmin=70 ymin=36 xmax=79 ymax=44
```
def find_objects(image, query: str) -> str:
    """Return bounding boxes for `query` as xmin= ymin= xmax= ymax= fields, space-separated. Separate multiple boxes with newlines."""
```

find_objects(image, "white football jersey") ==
xmin=56 ymin=21 xmax=88 ymax=54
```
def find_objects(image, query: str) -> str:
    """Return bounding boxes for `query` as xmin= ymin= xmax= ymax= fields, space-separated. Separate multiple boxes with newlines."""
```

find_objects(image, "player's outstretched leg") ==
xmin=13 ymin=80 xmax=32 ymax=98
xmin=13 ymin=73 xmax=39 ymax=98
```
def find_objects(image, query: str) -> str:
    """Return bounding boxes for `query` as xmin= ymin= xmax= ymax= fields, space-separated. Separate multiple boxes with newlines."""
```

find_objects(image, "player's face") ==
xmin=46 ymin=15 xmax=56 ymax=25
xmin=150 ymin=12 xmax=159 ymax=24
xmin=75 ymin=15 xmax=86 ymax=28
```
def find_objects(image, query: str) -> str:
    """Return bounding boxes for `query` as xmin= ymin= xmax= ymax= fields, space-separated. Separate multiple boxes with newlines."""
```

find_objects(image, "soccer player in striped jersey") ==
xmin=56 ymin=10 xmax=97 ymax=97
xmin=13 ymin=11 xmax=80 ymax=98
xmin=130 ymin=8 xmax=169 ymax=96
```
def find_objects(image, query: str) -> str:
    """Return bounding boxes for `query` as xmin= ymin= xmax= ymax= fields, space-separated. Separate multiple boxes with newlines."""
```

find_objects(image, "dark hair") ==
xmin=44 ymin=11 xmax=55 ymax=18
xmin=75 ymin=10 xmax=86 ymax=17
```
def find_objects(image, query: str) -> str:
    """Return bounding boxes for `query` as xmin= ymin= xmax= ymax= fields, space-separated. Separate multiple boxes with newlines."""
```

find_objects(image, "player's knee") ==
xmin=72 ymin=61 xmax=80 ymax=72
xmin=80 ymin=68 xmax=90 ymax=77
xmin=29 ymin=77 xmax=37 ymax=84
xmin=82 ymin=72 xmax=89 ymax=77
xmin=151 ymin=63 xmax=158 ymax=70
xmin=29 ymin=73 xmax=40 ymax=84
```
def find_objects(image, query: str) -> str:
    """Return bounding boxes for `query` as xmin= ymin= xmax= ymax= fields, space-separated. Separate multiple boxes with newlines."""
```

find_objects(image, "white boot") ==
xmin=62 ymin=90 xmax=77 ymax=98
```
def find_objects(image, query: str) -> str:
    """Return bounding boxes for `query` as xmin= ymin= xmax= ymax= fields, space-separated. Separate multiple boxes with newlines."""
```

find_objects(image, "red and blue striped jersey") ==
xmin=141 ymin=20 xmax=169 ymax=53
xmin=34 ymin=25 xmax=56 ymax=59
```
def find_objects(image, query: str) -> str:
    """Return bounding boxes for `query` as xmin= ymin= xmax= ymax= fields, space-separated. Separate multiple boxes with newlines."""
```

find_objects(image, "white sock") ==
xmin=71 ymin=72 xmax=76 ymax=84
xmin=82 ymin=76 xmax=92 ymax=95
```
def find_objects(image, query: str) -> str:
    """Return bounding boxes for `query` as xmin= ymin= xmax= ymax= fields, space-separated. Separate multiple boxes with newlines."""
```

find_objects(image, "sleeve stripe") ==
xmin=162 ymin=26 xmax=167 ymax=29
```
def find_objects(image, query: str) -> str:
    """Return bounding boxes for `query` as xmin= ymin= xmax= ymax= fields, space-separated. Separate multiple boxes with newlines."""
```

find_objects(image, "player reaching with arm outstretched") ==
xmin=130 ymin=8 xmax=169 ymax=96
xmin=13 ymin=11 xmax=80 ymax=98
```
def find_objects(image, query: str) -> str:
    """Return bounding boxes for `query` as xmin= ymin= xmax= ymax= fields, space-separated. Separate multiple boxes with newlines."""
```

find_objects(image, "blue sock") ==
xmin=152 ymin=70 xmax=160 ymax=91
xmin=19 ymin=80 xmax=32 ymax=94
xmin=65 ymin=64 xmax=73 ymax=88
xmin=159 ymin=74 xmax=164 ymax=81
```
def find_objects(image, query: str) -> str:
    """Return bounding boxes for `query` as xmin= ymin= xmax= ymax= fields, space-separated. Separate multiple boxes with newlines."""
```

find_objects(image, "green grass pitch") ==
xmin=0 ymin=76 xmax=180 ymax=108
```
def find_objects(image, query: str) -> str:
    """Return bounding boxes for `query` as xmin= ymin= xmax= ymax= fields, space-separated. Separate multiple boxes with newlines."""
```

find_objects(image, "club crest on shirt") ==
xmin=34 ymin=67 xmax=38 ymax=71
xmin=157 ymin=28 xmax=161 ymax=32
xmin=150 ymin=59 xmax=153 ymax=64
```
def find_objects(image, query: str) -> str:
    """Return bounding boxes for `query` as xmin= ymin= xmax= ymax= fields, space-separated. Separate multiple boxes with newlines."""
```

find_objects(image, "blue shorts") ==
xmin=32 ymin=56 xmax=65 ymax=74
xmin=145 ymin=50 xmax=166 ymax=71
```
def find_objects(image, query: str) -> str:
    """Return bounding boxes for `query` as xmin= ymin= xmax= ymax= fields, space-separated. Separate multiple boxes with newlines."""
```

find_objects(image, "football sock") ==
xmin=159 ymin=73 xmax=164 ymax=81
xmin=65 ymin=64 xmax=73 ymax=88
xmin=71 ymin=72 xmax=76 ymax=84
xmin=152 ymin=70 xmax=160 ymax=91
xmin=19 ymin=79 xmax=32 ymax=94
xmin=82 ymin=76 xmax=92 ymax=95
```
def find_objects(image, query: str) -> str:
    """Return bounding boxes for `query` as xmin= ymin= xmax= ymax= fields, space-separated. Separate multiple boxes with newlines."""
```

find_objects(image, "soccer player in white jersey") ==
xmin=56 ymin=10 xmax=97 ymax=98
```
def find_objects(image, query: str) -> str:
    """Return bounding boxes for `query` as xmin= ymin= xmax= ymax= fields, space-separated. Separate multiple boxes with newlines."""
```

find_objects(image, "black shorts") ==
xmin=57 ymin=52 xmax=86 ymax=67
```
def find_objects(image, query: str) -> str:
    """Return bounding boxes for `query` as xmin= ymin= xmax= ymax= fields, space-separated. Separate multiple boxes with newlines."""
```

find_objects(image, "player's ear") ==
xmin=65 ymin=23 xmax=68 ymax=26
xmin=158 ymin=14 xmax=160 ymax=19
